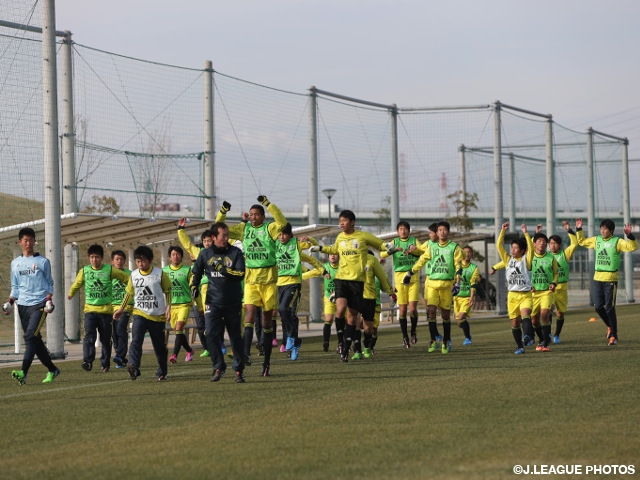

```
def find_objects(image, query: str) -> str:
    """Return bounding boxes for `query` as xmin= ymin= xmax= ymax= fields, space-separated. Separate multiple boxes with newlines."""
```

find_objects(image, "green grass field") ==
xmin=1 ymin=305 xmax=639 ymax=480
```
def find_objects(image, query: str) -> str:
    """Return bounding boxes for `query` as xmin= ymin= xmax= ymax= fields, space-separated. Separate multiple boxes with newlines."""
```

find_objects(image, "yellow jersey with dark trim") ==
xmin=320 ymin=230 xmax=386 ymax=282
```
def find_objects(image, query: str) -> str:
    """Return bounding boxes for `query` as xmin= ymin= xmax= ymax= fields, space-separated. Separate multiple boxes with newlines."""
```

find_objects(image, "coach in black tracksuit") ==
xmin=191 ymin=221 xmax=246 ymax=382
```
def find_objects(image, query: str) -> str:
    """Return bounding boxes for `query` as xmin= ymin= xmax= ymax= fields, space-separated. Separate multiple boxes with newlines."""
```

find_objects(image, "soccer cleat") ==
xmin=291 ymin=345 xmax=299 ymax=361
xmin=337 ymin=343 xmax=344 ymax=355
xmin=127 ymin=363 xmax=140 ymax=381
xmin=523 ymin=336 xmax=535 ymax=347
xmin=340 ymin=353 xmax=349 ymax=363
xmin=102 ymin=366 xmax=110 ymax=373
xmin=608 ymin=336 xmax=618 ymax=346
xmin=363 ymin=347 xmax=373 ymax=358
xmin=514 ymin=347 xmax=526 ymax=355
xmin=82 ymin=361 xmax=92 ymax=372
xmin=535 ymin=344 xmax=543 ymax=352
xmin=322 ymin=341 xmax=329 ymax=352
xmin=540 ymin=345 xmax=550 ymax=352
xmin=403 ymin=337 xmax=410 ymax=349
xmin=261 ymin=363 xmax=271 ymax=377
xmin=279 ymin=344 xmax=286 ymax=353
xmin=235 ymin=371 xmax=246 ymax=383
xmin=428 ymin=340 xmax=439 ymax=353
xmin=244 ymin=355 xmax=252 ymax=366
xmin=435 ymin=334 xmax=443 ymax=342
xmin=221 ymin=343 xmax=227 ymax=355
xmin=11 ymin=370 xmax=26 ymax=385
xmin=169 ymin=354 xmax=177 ymax=364
xmin=200 ymin=350 xmax=210 ymax=358
xmin=185 ymin=351 xmax=193 ymax=362
xmin=441 ymin=341 xmax=451 ymax=355
xmin=553 ymin=335 xmax=561 ymax=344
xmin=285 ymin=337 xmax=295 ymax=351
xmin=157 ymin=374 xmax=167 ymax=381
xmin=606 ymin=327 xmax=612 ymax=339
xmin=42 ymin=368 xmax=60 ymax=384
xmin=411 ymin=332 xmax=418 ymax=344
xmin=351 ymin=351 xmax=363 ymax=360
xmin=113 ymin=356 xmax=124 ymax=368
xmin=211 ymin=369 xmax=226 ymax=382
xmin=463 ymin=337 xmax=472 ymax=346
xmin=271 ymin=338 xmax=279 ymax=348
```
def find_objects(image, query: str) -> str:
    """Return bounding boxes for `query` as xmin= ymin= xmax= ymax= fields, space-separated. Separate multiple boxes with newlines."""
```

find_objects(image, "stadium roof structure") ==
xmin=0 ymin=213 xmax=344 ymax=249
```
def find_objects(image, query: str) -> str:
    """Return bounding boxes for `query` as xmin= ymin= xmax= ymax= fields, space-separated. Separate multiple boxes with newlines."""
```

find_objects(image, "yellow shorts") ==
xmin=507 ymin=290 xmax=533 ymax=319
xmin=394 ymin=271 xmax=420 ymax=304
xmin=373 ymin=306 xmax=381 ymax=329
xmin=244 ymin=283 xmax=277 ymax=311
xmin=532 ymin=290 xmax=553 ymax=316
xmin=426 ymin=284 xmax=453 ymax=311
xmin=169 ymin=303 xmax=191 ymax=329
xmin=454 ymin=296 xmax=472 ymax=317
xmin=553 ymin=283 xmax=568 ymax=313
xmin=323 ymin=297 xmax=336 ymax=315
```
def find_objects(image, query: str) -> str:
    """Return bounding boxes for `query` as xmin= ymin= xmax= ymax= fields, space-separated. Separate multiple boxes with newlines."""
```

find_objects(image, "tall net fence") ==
xmin=1 ymin=0 xmax=638 ymax=354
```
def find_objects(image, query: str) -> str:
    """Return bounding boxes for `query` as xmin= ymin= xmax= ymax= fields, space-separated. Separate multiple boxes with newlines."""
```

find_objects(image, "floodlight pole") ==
xmin=42 ymin=0 xmax=64 ymax=357
xmin=204 ymin=60 xmax=215 ymax=218
xmin=308 ymin=87 xmax=321 ymax=322
xmin=493 ymin=101 xmax=506 ymax=315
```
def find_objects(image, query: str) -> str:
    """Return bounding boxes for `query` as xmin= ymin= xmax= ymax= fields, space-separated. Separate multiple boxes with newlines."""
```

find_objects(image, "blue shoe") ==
xmin=463 ymin=337 xmax=472 ymax=346
xmin=523 ymin=335 xmax=535 ymax=347
xmin=435 ymin=334 xmax=443 ymax=342
xmin=553 ymin=335 xmax=560 ymax=344
xmin=291 ymin=345 xmax=299 ymax=361
xmin=514 ymin=347 xmax=525 ymax=355
xmin=221 ymin=342 xmax=227 ymax=355
xmin=285 ymin=337 xmax=295 ymax=351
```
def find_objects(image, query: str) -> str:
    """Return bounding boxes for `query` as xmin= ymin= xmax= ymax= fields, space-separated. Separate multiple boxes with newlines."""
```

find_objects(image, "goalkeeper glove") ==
xmin=257 ymin=195 xmax=270 ymax=206
xmin=44 ymin=300 xmax=55 ymax=313
xmin=309 ymin=245 xmax=321 ymax=253
xmin=329 ymin=292 xmax=336 ymax=304
xmin=2 ymin=301 xmax=12 ymax=315
xmin=403 ymin=271 xmax=413 ymax=285
xmin=451 ymin=283 xmax=460 ymax=296
xmin=190 ymin=285 xmax=200 ymax=299
xmin=389 ymin=293 xmax=397 ymax=307
xmin=220 ymin=201 xmax=231 ymax=214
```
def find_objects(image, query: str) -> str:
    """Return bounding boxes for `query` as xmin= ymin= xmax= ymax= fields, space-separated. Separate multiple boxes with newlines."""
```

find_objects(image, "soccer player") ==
xmin=380 ymin=220 xmax=424 ymax=349
xmin=113 ymin=246 xmax=172 ymax=381
xmin=276 ymin=223 xmax=323 ymax=361
xmin=191 ymin=222 xmax=246 ymax=383
xmin=217 ymin=195 xmax=287 ymax=377
xmin=403 ymin=220 xmax=464 ymax=354
xmin=163 ymin=246 xmax=195 ymax=364
xmin=310 ymin=209 xmax=393 ymax=363
xmin=548 ymin=221 xmax=579 ymax=343
xmin=4 ymin=227 xmax=60 ymax=385
xmin=576 ymin=218 xmax=637 ymax=345
xmin=322 ymin=254 xmax=340 ymax=352
xmin=454 ymin=245 xmax=480 ymax=346
xmin=420 ymin=223 xmax=443 ymax=346
xmin=492 ymin=222 xmax=534 ymax=354
xmin=68 ymin=244 xmax=129 ymax=372
xmin=524 ymin=225 xmax=558 ymax=352
xmin=111 ymin=250 xmax=133 ymax=368
xmin=358 ymin=250 xmax=395 ymax=359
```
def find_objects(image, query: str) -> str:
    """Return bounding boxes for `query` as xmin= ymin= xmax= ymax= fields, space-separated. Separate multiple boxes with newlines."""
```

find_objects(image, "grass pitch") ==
xmin=1 ymin=305 xmax=639 ymax=480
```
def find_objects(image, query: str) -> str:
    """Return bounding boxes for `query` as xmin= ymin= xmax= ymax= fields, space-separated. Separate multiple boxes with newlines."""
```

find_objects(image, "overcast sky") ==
xmin=54 ymin=0 xmax=640 ymax=155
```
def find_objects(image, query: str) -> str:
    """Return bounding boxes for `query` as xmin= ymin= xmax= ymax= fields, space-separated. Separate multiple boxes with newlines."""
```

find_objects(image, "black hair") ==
xmin=200 ymin=229 xmax=213 ymax=241
xmin=281 ymin=222 xmax=293 ymax=236
xmin=339 ymin=209 xmax=356 ymax=223
xmin=211 ymin=222 xmax=228 ymax=238
xmin=428 ymin=223 xmax=438 ymax=233
xmin=396 ymin=220 xmax=410 ymax=231
xmin=111 ymin=250 xmax=126 ymax=260
xmin=549 ymin=234 xmax=562 ymax=245
xmin=134 ymin=245 xmax=154 ymax=262
xmin=250 ymin=204 xmax=265 ymax=216
xmin=87 ymin=244 xmax=104 ymax=257
xmin=437 ymin=220 xmax=450 ymax=231
xmin=512 ymin=238 xmax=528 ymax=253
xmin=532 ymin=233 xmax=548 ymax=243
xmin=18 ymin=227 xmax=36 ymax=240
xmin=168 ymin=245 xmax=184 ymax=257
xmin=600 ymin=219 xmax=615 ymax=233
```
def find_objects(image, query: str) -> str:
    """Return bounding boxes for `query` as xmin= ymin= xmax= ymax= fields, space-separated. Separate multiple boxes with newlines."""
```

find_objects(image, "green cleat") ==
xmin=441 ymin=341 xmax=450 ymax=355
xmin=351 ymin=351 xmax=363 ymax=360
xmin=11 ymin=370 xmax=26 ymax=385
xmin=427 ymin=340 xmax=439 ymax=353
xmin=363 ymin=348 xmax=373 ymax=358
xmin=42 ymin=368 xmax=60 ymax=384
xmin=199 ymin=350 xmax=210 ymax=358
